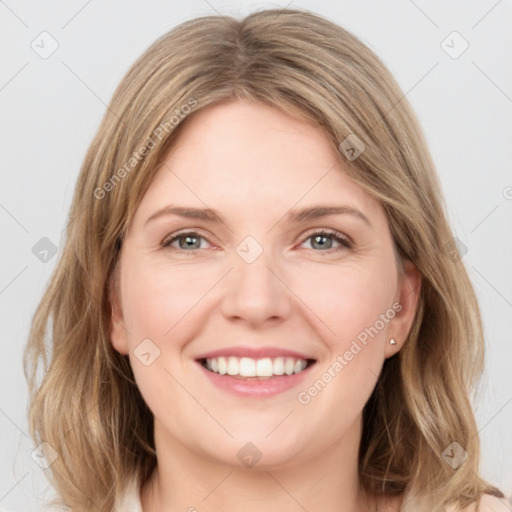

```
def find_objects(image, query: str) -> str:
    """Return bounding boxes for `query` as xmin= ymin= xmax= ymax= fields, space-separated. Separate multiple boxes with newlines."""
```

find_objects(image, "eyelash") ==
xmin=161 ymin=229 xmax=353 ymax=254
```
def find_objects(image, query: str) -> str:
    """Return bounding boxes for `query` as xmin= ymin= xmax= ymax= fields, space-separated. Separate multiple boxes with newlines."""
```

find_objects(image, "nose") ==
xmin=219 ymin=247 xmax=292 ymax=327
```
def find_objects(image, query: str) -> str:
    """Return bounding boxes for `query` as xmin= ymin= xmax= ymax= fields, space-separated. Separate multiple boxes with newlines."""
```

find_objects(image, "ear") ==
xmin=109 ymin=268 xmax=129 ymax=355
xmin=385 ymin=259 xmax=421 ymax=358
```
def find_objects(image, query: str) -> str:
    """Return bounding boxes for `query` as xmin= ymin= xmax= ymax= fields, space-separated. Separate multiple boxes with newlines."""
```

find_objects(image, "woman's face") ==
xmin=110 ymin=100 xmax=420 ymax=469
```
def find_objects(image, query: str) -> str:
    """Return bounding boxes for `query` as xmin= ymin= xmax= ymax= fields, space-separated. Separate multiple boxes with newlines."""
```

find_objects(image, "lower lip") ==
xmin=196 ymin=361 xmax=315 ymax=398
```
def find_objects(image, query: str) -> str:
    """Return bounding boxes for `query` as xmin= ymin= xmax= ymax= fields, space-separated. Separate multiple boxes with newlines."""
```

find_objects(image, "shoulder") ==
xmin=471 ymin=494 xmax=511 ymax=512
xmin=457 ymin=494 xmax=511 ymax=512
xmin=396 ymin=492 xmax=510 ymax=512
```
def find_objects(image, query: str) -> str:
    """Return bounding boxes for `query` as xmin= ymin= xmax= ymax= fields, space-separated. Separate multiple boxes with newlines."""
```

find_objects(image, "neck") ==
xmin=140 ymin=416 xmax=379 ymax=512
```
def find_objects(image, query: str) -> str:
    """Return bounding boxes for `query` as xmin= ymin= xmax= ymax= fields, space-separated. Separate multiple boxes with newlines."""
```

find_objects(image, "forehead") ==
xmin=132 ymin=100 xmax=385 ymax=229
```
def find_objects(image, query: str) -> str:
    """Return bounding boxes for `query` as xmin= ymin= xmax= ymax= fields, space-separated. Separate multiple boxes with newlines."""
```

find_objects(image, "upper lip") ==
xmin=195 ymin=346 xmax=316 ymax=361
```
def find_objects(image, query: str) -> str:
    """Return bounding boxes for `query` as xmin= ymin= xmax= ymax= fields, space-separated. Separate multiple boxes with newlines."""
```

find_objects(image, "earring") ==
xmin=389 ymin=338 xmax=397 ymax=345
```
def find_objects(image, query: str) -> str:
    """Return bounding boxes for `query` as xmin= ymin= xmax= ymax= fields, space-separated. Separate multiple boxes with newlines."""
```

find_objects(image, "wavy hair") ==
xmin=24 ymin=8 xmax=504 ymax=511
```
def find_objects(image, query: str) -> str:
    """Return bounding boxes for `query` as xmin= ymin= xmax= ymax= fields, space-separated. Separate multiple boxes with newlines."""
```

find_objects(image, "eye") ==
xmin=161 ymin=229 xmax=353 ymax=253
xmin=162 ymin=231 xmax=211 ymax=251
xmin=300 ymin=229 xmax=352 ymax=252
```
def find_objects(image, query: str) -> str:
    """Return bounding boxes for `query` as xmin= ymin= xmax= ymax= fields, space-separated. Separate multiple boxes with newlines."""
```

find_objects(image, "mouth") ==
xmin=197 ymin=356 xmax=317 ymax=380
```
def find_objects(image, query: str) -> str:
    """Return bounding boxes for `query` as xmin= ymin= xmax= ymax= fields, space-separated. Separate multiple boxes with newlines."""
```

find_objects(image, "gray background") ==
xmin=1 ymin=0 xmax=511 ymax=510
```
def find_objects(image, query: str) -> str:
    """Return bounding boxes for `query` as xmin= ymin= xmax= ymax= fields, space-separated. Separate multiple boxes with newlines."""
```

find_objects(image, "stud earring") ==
xmin=389 ymin=338 xmax=397 ymax=345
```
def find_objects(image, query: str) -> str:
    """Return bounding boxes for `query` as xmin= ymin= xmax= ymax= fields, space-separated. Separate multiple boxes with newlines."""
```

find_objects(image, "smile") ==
xmin=199 ymin=356 xmax=315 ymax=379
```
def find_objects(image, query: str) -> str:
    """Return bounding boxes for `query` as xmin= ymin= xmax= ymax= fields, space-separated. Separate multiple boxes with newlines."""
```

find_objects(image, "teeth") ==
xmin=227 ymin=356 xmax=239 ymax=375
xmin=240 ymin=357 xmax=256 ymax=376
xmin=256 ymin=358 xmax=273 ymax=377
xmin=294 ymin=359 xmax=305 ymax=374
xmin=284 ymin=358 xmax=295 ymax=375
xmin=273 ymin=357 xmax=285 ymax=375
xmin=202 ymin=356 xmax=310 ymax=377
xmin=218 ymin=356 xmax=228 ymax=375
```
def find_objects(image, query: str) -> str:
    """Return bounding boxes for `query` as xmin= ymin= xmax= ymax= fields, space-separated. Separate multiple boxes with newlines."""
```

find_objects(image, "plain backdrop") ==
xmin=1 ymin=1 xmax=511 ymax=510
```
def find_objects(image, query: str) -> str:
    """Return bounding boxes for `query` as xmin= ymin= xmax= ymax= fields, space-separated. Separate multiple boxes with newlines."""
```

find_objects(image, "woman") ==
xmin=24 ymin=8 xmax=506 ymax=512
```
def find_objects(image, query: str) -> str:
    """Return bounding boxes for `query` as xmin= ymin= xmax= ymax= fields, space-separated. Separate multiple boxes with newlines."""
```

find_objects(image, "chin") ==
xmin=201 ymin=433 xmax=309 ymax=471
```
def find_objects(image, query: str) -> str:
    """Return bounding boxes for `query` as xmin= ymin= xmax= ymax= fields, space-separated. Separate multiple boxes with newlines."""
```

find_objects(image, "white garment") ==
xmin=115 ymin=478 xmax=143 ymax=512
xmin=110 ymin=480 xmax=510 ymax=512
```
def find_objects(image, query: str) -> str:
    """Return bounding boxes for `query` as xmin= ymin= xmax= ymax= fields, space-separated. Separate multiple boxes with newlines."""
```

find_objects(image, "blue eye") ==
xmin=302 ymin=230 xmax=352 ymax=252
xmin=162 ymin=229 xmax=352 ymax=253
xmin=162 ymin=232 xmax=208 ymax=251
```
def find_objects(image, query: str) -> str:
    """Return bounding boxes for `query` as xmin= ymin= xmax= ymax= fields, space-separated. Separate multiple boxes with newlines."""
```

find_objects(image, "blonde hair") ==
xmin=24 ymin=8 xmax=504 ymax=511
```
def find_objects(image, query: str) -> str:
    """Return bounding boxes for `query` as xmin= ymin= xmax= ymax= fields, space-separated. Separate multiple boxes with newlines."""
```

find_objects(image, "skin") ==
xmin=110 ymin=100 xmax=421 ymax=512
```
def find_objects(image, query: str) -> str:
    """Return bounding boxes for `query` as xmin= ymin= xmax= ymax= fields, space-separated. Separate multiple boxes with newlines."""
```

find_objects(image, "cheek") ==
xmin=293 ymin=274 xmax=391 ymax=441
xmin=299 ymin=261 xmax=396 ymax=349
xmin=293 ymin=260 xmax=396 ymax=414
xmin=119 ymin=258 xmax=208 ymax=422
xmin=295 ymin=261 xmax=396 ymax=423
xmin=120 ymin=257 xmax=215 ymax=342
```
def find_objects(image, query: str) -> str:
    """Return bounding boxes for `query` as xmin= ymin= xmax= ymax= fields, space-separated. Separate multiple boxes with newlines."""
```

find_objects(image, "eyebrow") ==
xmin=144 ymin=204 xmax=371 ymax=227
xmin=285 ymin=205 xmax=371 ymax=226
